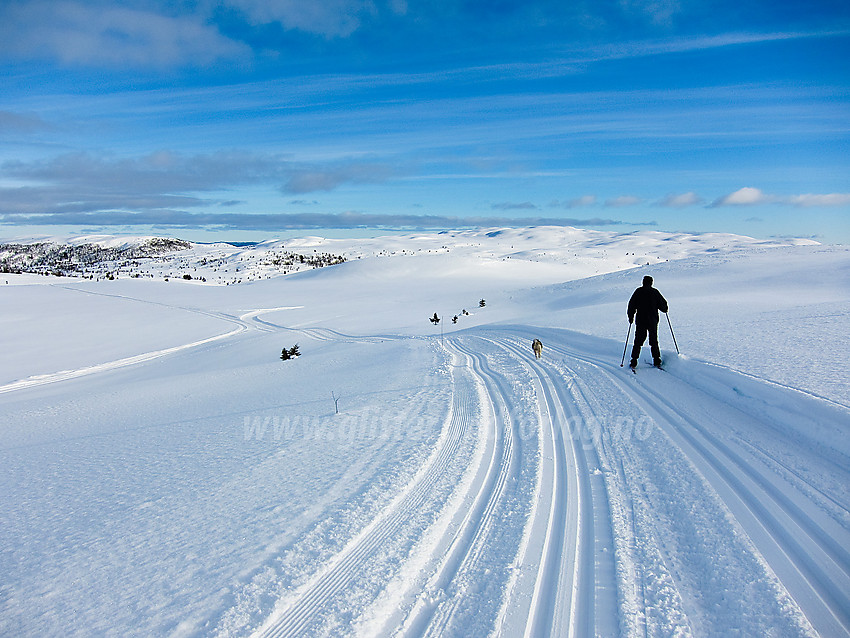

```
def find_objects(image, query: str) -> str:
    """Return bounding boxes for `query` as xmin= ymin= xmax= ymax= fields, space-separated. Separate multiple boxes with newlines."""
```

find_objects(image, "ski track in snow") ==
xmin=494 ymin=327 xmax=848 ymax=637
xmin=490 ymin=336 xmax=619 ymax=638
xmin=0 ymin=283 xmax=302 ymax=393
xmin=3 ymin=294 xmax=849 ymax=636
xmin=401 ymin=338 xmax=522 ymax=638
xmin=248 ymin=342 xmax=486 ymax=638
xmin=229 ymin=320 xmax=849 ymax=636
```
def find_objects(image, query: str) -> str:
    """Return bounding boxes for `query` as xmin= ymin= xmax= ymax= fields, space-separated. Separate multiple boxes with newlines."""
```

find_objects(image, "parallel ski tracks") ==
xmin=400 ymin=337 xmax=520 ymax=637
xmin=487 ymin=336 xmax=620 ymax=638
xmin=399 ymin=333 xmax=622 ymax=638
xmin=538 ymin=337 xmax=850 ymax=637
xmin=0 ymin=322 xmax=247 ymax=394
xmin=628 ymin=377 xmax=850 ymax=635
xmin=239 ymin=325 xmax=848 ymax=636
xmin=251 ymin=316 xmax=404 ymax=344
xmin=253 ymin=343 xmax=483 ymax=638
xmin=0 ymin=297 xmax=267 ymax=394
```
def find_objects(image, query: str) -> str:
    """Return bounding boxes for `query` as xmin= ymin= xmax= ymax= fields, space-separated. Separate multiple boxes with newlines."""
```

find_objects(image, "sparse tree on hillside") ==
xmin=280 ymin=344 xmax=300 ymax=360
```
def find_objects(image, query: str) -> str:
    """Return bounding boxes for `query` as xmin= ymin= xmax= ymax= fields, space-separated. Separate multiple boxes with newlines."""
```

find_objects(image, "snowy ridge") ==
xmin=1 ymin=229 xmax=847 ymax=637
xmin=0 ymin=235 xmax=345 ymax=284
xmin=1 ymin=226 xmax=816 ymax=286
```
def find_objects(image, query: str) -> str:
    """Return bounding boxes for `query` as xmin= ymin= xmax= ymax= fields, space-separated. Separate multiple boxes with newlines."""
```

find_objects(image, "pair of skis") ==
xmin=621 ymin=314 xmax=679 ymax=373
xmin=629 ymin=360 xmax=664 ymax=374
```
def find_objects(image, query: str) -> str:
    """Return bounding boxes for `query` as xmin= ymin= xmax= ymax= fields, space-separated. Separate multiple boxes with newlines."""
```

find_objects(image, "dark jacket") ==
xmin=628 ymin=283 xmax=668 ymax=325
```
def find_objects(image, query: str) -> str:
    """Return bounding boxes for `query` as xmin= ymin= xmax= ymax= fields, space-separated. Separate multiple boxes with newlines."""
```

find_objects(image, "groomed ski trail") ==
xmin=0 ymin=287 xmax=298 ymax=394
xmin=245 ymin=330 xmax=624 ymax=637
xmin=485 ymin=335 xmax=621 ymax=638
xmin=489 ymin=325 xmax=850 ymax=637
xmin=60 ymin=311 xmax=842 ymax=638
xmin=250 ymin=343 xmax=490 ymax=638
xmin=395 ymin=337 xmax=524 ymax=638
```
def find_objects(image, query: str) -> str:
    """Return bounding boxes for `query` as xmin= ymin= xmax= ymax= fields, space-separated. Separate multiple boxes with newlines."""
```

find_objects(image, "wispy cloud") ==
xmin=573 ymin=30 xmax=850 ymax=66
xmin=289 ymin=199 xmax=320 ymax=206
xmin=0 ymin=0 xmax=416 ymax=68
xmin=284 ymin=163 xmax=395 ymax=194
xmin=550 ymin=195 xmax=597 ymax=209
xmin=0 ymin=2 xmax=248 ymax=68
xmin=0 ymin=210 xmax=656 ymax=231
xmin=0 ymin=110 xmax=52 ymax=133
xmin=712 ymin=187 xmax=850 ymax=207
xmin=618 ymin=0 xmax=682 ymax=27
xmin=491 ymin=202 xmax=539 ymax=211
xmin=605 ymin=195 xmax=642 ymax=207
xmin=2 ymin=0 xmax=841 ymax=72
xmin=0 ymin=151 xmax=395 ymax=215
xmin=657 ymin=191 xmax=702 ymax=207
xmin=219 ymin=0 xmax=408 ymax=39
xmin=787 ymin=193 xmax=850 ymax=207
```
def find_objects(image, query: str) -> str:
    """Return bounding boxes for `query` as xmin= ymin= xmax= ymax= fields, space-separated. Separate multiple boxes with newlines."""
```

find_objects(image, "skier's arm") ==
xmin=657 ymin=291 xmax=668 ymax=314
xmin=627 ymin=290 xmax=638 ymax=323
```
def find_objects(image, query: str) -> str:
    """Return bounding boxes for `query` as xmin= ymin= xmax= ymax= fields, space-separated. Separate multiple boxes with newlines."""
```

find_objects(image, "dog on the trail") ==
xmin=532 ymin=338 xmax=543 ymax=359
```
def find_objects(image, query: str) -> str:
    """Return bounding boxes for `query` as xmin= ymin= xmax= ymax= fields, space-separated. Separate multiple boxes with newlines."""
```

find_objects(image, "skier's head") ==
xmin=642 ymin=275 xmax=653 ymax=287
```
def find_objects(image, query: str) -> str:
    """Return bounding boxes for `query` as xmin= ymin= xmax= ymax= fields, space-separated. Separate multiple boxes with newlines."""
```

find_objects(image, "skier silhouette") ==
xmin=627 ymin=275 xmax=668 ymax=369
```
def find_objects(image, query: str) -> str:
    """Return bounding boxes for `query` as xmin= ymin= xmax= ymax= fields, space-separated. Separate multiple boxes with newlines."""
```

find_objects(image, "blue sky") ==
xmin=1 ymin=0 xmax=848 ymax=242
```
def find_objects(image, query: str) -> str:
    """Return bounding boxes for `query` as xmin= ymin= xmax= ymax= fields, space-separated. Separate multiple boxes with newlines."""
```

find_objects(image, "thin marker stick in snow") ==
xmin=620 ymin=322 xmax=632 ymax=367
xmin=666 ymin=312 xmax=680 ymax=354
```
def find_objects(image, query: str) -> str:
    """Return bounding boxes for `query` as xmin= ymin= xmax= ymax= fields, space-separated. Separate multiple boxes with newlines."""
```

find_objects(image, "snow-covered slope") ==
xmin=1 ymin=228 xmax=847 ymax=637
xmin=1 ymin=226 xmax=815 ymax=286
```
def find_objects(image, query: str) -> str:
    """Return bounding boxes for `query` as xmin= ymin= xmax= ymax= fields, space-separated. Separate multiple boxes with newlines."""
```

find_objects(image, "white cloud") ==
xmin=712 ymin=188 xmax=850 ymax=208
xmin=0 ymin=1 xmax=248 ymax=67
xmin=570 ymin=195 xmax=597 ymax=208
xmin=712 ymin=187 xmax=770 ymax=206
xmin=0 ymin=150 xmax=396 ymax=215
xmin=222 ymin=0 xmax=382 ymax=38
xmin=787 ymin=193 xmax=850 ymax=207
xmin=711 ymin=186 xmax=850 ymax=208
xmin=658 ymin=191 xmax=702 ymax=207
xmin=605 ymin=195 xmax=641 ymax=207
xmin=283 ymin=163 xmax=394 ymax=193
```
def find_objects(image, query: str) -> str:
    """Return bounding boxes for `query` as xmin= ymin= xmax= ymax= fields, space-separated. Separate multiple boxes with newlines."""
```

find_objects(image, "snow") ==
xmin=1 ymin=227 xmax=848 ymax=637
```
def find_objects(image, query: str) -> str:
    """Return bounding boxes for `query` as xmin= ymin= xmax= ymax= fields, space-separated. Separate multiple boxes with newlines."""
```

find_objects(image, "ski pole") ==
xmin=665 ymin=312 xmax=680 ymax=354
xmin=620 ymin=322 xmax=632 ymax=367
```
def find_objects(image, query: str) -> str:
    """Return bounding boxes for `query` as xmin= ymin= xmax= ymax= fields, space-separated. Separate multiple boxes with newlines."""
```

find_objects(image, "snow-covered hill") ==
xmin=1 ymin=226 xmax=815 ymax=285
xmin=0 ymin=235 xmax=346 ymax=284
xmin=1 ymin=227 xmax=847 ymax=637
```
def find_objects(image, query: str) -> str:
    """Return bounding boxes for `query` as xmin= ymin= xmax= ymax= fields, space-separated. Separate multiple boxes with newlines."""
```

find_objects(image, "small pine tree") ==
xmin=280 ymin=348 xmax=291 ymax=360
xmin=479 ymin=299 xmax=486 ymax=307
xmin=289 ymin=344 xmax=300 ymax=357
